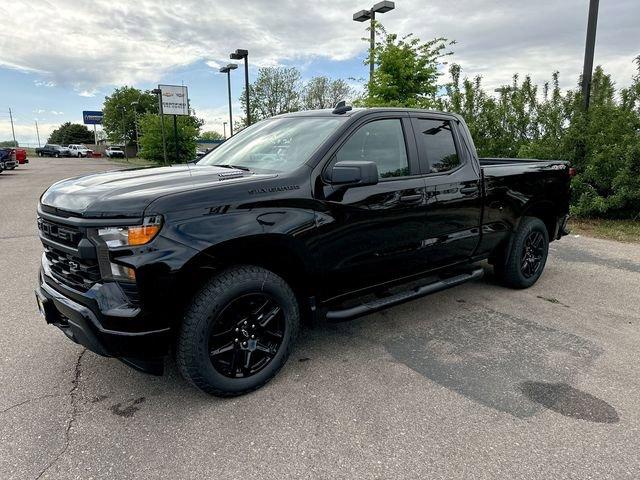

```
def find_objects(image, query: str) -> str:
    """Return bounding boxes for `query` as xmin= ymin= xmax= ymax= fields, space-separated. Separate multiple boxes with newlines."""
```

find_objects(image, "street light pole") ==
xmin=120 ymin=107 xmax=128 ymax=162
xmin=152 ymin=88 xmax=168 ymax=165
xmin=130 ymin=100 xmax=140 ymax=152
xmin=353 ymin=1 xmax=395 ymax=83
xmin=230 ymin=49 xmax=250 ymax=126
xmin=581 ymin=0 xmax=600 ymax=112
xmin=219 ymin=63 xmax=238 ymax=136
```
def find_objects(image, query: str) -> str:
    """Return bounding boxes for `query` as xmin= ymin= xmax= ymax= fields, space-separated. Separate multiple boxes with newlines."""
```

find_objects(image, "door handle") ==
xmin=399 ymin=194 xmax=422 ymax=202
xmin=460 ymin=186 xmax=479 ymax=195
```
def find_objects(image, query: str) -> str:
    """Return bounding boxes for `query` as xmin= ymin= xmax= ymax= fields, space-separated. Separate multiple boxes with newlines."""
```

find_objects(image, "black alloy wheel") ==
xmin=521 ymin=230 xmax=545 ymax=278
xmin=208 ymin=293 xmax=285 ymax=378
xmin=177 ymin=265 xmax=299 ymax=396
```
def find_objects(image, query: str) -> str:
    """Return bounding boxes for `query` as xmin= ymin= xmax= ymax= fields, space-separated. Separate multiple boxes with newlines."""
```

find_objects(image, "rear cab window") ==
xmin=412 ymin=118 xmax=462 ymax=174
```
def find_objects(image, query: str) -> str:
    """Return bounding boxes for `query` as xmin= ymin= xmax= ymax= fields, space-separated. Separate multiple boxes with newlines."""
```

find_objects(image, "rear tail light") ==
xmin=569 ymin=167 xmax=577 ymax=177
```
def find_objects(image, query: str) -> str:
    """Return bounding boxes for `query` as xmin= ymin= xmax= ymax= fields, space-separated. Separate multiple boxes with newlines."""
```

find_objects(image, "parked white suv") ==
xmin=105 ymin=147 xmax=125 ymax=158
xmin=68 ymin=144 xmax=93 ymax=158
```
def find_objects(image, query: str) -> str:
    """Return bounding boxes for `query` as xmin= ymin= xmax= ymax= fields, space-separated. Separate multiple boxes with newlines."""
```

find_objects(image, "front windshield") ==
xmin=197 ymin=116 xmax=344 ymax=173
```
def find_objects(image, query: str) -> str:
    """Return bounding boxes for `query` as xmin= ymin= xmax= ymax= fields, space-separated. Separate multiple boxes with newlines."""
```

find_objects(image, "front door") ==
xmin=312 ymin=115 xmax=430 ymax=300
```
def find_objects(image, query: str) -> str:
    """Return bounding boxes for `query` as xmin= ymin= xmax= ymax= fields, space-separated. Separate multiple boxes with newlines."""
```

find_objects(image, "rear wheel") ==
xmin=494 ymin=216 xmax=549 ymax=289
xmin=177 ymin=265 xmax=299 ymax=396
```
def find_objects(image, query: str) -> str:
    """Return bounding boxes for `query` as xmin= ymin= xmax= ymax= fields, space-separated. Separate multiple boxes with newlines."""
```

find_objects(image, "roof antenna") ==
xmin=332 ymin=100 xmax=352 ymax=114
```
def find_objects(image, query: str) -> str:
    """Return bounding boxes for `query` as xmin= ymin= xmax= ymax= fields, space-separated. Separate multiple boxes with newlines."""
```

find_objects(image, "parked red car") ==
xmin=14 ymin=148 xmax=28 ymax=165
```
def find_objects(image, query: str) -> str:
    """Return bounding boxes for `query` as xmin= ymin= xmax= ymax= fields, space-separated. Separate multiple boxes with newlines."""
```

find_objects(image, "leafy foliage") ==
xmin=237 ymin=67 xmax=301 ymax=128
xmin=103 ymin=86 xmax=157 ymax=146
xmin=301 ymin=77 xmax=353 ymax=110
xmin=358 ymin=23 xmax=454 ymax=108
xmin=47 ymin=122 xmax=94 ymax=145
xmin=138 ymin=114 xmax=203 ymax=164
xmin=200 ymin=130 xmax=225 ymax=141
xmin=0 ymin=140 xmax=18 ymax=147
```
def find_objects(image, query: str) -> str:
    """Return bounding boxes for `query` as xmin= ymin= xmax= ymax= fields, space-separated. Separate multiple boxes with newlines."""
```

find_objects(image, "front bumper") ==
xmin=35 ymin=268 xmax=171 ymax=374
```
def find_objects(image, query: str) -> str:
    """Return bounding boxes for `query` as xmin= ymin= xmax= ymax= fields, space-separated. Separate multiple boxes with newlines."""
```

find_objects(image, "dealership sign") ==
xmin=82 ymin=111 xmax=103 ymax=124
xmin=159 ymin=84 xmax=189 ymax=116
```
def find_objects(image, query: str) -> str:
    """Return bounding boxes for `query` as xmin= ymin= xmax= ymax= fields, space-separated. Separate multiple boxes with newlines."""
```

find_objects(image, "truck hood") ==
xmin=40 ymin=165 xmax=271 ymax=217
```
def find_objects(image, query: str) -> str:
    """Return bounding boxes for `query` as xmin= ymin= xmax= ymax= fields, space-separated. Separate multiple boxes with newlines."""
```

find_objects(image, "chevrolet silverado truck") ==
xmin=35 ymin=106 xmax=572 ymax=396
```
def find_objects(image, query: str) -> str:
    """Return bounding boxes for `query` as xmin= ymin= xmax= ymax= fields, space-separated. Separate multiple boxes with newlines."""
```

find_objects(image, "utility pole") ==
xmin=120 ymin=107 xmax=128 ymax=161
xmin=35 ymin=120 xmax=41 ymax=147
xmin=152 ymin=88 xmax=168 ymax=165
xmin=581 ymin=0 xmax=600 ymax=112
xmin=9 ymin=108 xmax=17 ymax=147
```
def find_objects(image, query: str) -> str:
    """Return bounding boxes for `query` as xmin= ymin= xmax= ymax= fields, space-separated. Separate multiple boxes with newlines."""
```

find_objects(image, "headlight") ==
xmin=98 ymin=215 xmax=162 ymax=248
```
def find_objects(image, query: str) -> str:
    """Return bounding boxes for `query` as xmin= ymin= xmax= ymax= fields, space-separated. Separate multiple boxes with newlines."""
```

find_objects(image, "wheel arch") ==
xmin=176 ymin=233 xmax=317 ymax=316
xmin=520 ymin=200 xmax=558 ymax=241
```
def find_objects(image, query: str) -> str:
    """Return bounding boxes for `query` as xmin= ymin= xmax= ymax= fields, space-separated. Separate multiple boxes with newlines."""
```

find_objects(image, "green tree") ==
xmin=301 ymin=76 xmax=353 ymax=110
xmin=0 ymin=140 xmax=18 ymax=147
xmin=47 ymin=122 xmax=94 ymax=145
xmin=238 ymin=67 xmax=301 ymax=128
xmin=103 ymin=86 xmax=157 ymax=146
xmin=138 ymin=114 xmax=203 ymax=164
xmin=200 ymin=130 xmax=224 ymax=141
xmin=359 ymin=24 xmax=453 ymax=108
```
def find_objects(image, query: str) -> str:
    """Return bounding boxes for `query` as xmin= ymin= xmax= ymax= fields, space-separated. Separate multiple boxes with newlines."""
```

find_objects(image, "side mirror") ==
xmin=329 ymin=161 xmax=378 ymax=187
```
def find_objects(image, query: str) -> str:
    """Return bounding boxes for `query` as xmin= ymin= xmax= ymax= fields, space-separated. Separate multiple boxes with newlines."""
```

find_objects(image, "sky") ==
xmin=0 ymin=0 xmax=638 ymax=146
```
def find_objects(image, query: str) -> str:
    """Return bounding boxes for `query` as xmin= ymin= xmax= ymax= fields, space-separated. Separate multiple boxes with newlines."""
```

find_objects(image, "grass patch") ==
xmin=570 ymin=218 xmax=640 ymax=243
xmin=109 ymin=157 xmax=156 ymax=167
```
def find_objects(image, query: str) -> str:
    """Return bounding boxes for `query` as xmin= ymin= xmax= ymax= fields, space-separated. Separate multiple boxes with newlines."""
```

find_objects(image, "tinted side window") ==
xmin=415 ymin=119 xmax=460 ymax=173
xmin=335 ymin=119 xmax=409 ymax=179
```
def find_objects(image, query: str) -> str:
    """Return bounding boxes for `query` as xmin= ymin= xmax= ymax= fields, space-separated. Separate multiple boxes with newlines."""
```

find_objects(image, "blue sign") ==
xmin=83 ymin=110 xmax=103 ymax=125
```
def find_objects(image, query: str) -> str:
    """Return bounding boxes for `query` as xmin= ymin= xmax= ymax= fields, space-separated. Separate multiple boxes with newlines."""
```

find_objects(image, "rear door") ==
xmin=312 ymin=113 xmax=430 ymax=298
xmin=410 ymin=114 xmax=482 ymax=268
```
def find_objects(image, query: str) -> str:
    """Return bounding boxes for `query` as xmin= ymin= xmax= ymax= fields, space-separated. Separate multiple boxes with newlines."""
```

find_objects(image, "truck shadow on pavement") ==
xmin=380 ymin=305 xmax=618 ymax=422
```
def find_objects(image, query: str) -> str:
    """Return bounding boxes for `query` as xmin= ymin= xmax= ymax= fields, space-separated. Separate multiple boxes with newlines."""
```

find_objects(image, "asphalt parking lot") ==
xmin=1 ymin=157 xmax=640 ymax=479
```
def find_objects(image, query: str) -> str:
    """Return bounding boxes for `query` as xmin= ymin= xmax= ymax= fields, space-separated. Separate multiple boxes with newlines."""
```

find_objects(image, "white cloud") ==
xmin=50 ymin=111 xmax=64 ymax=116
xmin=77 ymin=89 xmax=98 ymax=97
xmin=34 ymin=79 xmax=56 ymax=87
xmin=0 ymin=0 xmax=637 ymax=94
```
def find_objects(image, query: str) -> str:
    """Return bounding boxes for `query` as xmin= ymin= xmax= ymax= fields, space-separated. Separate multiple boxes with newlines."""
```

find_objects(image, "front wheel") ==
xmin=177 ymin=266 xmax=299 ymax=397
xmin=494 ymin=217 xmax=549 ymax=289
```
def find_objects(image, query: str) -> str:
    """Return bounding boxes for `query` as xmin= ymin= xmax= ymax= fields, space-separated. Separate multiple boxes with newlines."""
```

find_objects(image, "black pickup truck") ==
xmin=35 ymin=107 xmax=571 ymax=396
xmin=35 ymin=144 xmax=70 ymax=158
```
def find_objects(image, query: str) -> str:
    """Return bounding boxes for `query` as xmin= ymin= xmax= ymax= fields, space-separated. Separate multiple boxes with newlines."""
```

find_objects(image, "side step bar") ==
xmin=325 ymin=267 xmax=484 ymax=322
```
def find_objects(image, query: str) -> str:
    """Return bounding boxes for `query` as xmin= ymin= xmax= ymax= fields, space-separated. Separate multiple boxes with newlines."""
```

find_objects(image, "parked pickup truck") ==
xmin=35 ymin=106 xmax=572 ymax=396
xmin=35 ymin=144 xmax=70 ymax=157
xmin=0 ymin=148 xmax=18 ymax=171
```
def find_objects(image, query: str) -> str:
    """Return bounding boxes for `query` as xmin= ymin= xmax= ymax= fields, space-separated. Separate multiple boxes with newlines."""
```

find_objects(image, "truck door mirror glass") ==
xmin=329 ymin=161 xmax=379 ymax=187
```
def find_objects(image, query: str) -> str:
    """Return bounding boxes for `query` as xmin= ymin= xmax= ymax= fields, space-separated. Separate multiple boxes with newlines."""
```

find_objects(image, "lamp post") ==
xmin=353 ymin=1 xmax=395 ymax=83
xmin=230 ymin=49 xmax=250 ymax=126
xmin=581 ymin=0 xmax=600 ymax=112
xmin=151 ymin=88 xmax=168 ymax=165
xmin=130 ymin=100 xmax=140 ymax=152
xmin=119 ymin=106 xmax=128 ymax=162
xmin=219 ymin=63 xmax=238 ymax=136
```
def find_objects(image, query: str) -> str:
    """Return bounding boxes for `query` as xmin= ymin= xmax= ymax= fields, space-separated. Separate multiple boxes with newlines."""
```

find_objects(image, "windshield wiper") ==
xmin=215 ymin=164 xmax=251 ymax=171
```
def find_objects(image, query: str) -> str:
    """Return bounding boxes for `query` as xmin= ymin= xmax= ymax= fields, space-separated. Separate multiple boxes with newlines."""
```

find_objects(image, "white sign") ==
xmin=159 ymin=84 xmax=189 ymax=116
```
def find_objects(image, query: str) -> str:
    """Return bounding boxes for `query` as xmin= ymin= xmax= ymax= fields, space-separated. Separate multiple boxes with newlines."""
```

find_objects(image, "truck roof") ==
xmin=276 ymin=107 xmax=461 ymax=121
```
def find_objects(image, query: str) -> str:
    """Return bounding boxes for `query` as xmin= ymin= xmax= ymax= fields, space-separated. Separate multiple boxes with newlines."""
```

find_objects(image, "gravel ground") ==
xmin=1 ymin=157 xmax=639 ymax=479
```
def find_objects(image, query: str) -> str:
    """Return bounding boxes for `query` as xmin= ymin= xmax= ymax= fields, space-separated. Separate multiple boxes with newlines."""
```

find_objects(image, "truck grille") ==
xmin=37 ymin=218 xmax=82 ymax=248
xmin=44 ymin=245 xmax=101 ymax=292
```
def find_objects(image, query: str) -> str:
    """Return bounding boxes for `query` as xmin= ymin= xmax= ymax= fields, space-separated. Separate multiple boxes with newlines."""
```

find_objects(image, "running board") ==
xmin=325 ymin=268 xmax=484 ymax=322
